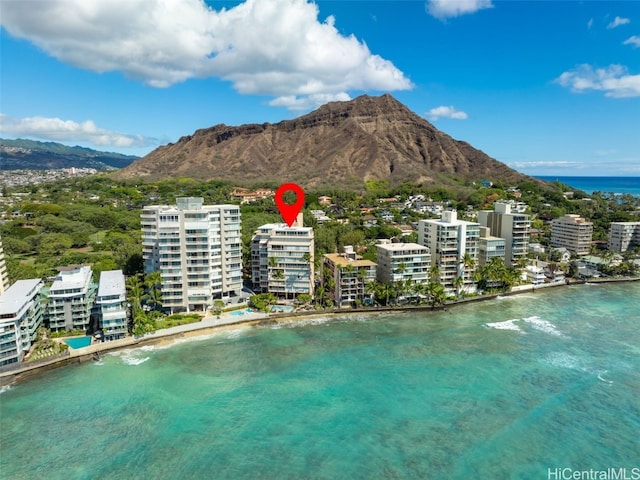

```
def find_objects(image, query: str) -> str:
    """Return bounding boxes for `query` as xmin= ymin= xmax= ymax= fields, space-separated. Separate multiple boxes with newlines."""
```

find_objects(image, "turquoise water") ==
xmin=536 ymin=176 xmax=640 ymax=196
xmin=1 ymin=283 xmax=639 ymax=479
xmin=63 ymin=336 xmax=92 ymax=349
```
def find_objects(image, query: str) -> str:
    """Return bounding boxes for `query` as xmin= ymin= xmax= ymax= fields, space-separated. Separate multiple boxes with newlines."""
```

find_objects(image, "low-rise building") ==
xmin=478 ymin=227 xmax=506 ymax=266
xmin=46 ymin=265 xmax=97 ymax=333
xmin=324 ymin=246 xmax=377 ymax=307
xmin=95 ymin=270 xmax=128 ymax=341
xmin=0 ymin=278 xmax=44 ymax=365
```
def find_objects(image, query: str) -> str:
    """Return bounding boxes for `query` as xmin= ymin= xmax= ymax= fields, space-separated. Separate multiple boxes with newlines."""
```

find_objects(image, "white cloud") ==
xmin=0 ymin=0 xmax=412 ymax=110
xmin=587 ymin=18 xmax=593 ymax=30
xmin=623 ymin=35 xmax=640 ymax=48
xmin=426 ymin=0 xmax=493 ymax=20
xmin=0 ymin=114 xmax=156 ymax=148
xmin=427 ymin=106 xmax=468 ymax=120
xmin=555 ymin=64 xmax=640 ymax=98
xmin=607 ymin=16 xmax=630 ymax=29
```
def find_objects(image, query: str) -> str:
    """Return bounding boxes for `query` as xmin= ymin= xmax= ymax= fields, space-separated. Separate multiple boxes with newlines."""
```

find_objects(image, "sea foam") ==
xmin=485 ymin=319 xmax=523 ymax=332
xmin=522 ymin=316 xmax=564 ymax=337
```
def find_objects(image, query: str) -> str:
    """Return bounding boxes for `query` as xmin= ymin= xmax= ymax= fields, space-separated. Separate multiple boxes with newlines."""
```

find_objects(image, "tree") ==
xmin=213 ymin=300 xmax=225 ymax=317
xmin=126 ymin=275 xmax=144 ymax=312
xmin=426 ymin=281 xmax=446 ymax=309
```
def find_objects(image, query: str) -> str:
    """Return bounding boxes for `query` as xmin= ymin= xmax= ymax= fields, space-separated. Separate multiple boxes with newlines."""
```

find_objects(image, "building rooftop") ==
xmin=0 ymin=278 xmax=42 ymax=316
xmin=51 ymin=265 xmax=92 ymax=292
xmin=97 ymin=270 xmax=125 ymax=297
xmin=324 ymin=253 xmax=376 ymax=268
xmin=376 ymin=242 xmax=428 ymax=252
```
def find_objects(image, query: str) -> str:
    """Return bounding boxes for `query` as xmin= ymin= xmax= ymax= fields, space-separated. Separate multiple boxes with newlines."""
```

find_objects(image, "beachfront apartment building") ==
xmin=418 ymin=210 xmax=480 ymax=295
xmin=608 ymin=222 xmax=640 ymax=253
xmin=46 ymin=265 xmax=97 ymax=333
xmin=478 ymin=227 xmax=506 ymax=266
xmin=0 ymin=279 xmax=44 ymax=365
xmin=96 ymin=270 xmax=128 ymax=341
xmin=251 ymin=214 xmax=314 ymax=299
xmin=0 ymin=235 xmax=9 ymax=296
xmin=375 ymin=242 xmax=430 ymax=285
xmin=142 ymin=198 xmax=243 ymax=313
xmin=477 ymin=201 xmax=530 ymax=266
xmin=324 ymin=246 xmax=377 ymax=307
xmin=550 ymin=214 xmax=593 ymax=256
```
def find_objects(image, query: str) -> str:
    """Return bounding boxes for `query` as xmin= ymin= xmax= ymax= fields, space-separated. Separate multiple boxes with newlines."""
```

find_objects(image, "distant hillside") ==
xmin=0 ymin=138 xmax=139 ymax=170
xmin=116 ymin=94 xmax=535 ymax=189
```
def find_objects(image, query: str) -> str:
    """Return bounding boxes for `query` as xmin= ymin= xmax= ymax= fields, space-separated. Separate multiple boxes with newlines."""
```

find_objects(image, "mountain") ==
xmin=0 ymin=138 xmax=139 ymax=170
xmin=115 ymin=94 xmax=532 ymax=188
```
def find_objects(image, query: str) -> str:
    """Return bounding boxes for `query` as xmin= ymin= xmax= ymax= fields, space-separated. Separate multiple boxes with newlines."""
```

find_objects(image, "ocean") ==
xmin=536 ymin=176 xmax=640 ymax=196
xmin=1 ymin=283 xmax=639 ymax=479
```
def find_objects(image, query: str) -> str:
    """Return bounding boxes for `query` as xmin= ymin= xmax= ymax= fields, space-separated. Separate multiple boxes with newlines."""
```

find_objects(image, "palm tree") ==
xmin=126 ymin=275 xmax=144 ymax=312
xmin=429 ymin=264 xmax=441 ymax=283
xmin=426 ymin=281 xmax=446 ymax=309
xmin=144 ymin=286 xmax=163 ymax=311
xmin=453 ymin=275 xmax=464 ymax=299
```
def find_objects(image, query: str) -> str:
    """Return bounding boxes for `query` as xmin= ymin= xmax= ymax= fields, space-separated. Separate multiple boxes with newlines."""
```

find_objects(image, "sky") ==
xmin=1 ymin=0 xmax=639 ymax=177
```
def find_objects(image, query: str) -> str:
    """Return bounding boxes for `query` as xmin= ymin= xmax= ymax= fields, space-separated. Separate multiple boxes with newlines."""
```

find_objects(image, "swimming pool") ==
xmin=64 ymin=336 xmax=92 ymax=349
xmin=230 ymin=308 xmax=253 ymax=316
xmin=269 ymin=305 xmax=293 ymax=313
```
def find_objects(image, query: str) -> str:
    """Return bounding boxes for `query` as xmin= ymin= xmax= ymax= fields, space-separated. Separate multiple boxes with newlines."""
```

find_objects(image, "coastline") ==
xmin=2 ymin=276 xmax=637 ymax=388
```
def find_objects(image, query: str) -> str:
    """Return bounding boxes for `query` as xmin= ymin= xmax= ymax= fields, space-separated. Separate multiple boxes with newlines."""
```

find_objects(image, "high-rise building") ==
xmin=96 ymin=270 xmax=128 ymax=341
xmin=550 ymin=214 xmax=593 ymax=256
xmin=46 ymin=265 xmax=96 ymax=333
xmin=0 ymin=278 xmax=44 ymax=365
xmin=418 ymin=210 xmax=480 ymax=294
xmin=142 ymin=198 xmax=243 ymax=313
xmin=251 ymin=214 xmax=314 ymax=298
xmin=609 ymin=222 xmax=640 ymax=253
xmin=477 ymin=201 xmax=530 ymax=265
xmin=375 ymin=242 xmax=430 ymax=285
xmin=324 ymin=246 xmax=377 ymax=307
xmin=0 ymin=235 xmax=9 ymax=295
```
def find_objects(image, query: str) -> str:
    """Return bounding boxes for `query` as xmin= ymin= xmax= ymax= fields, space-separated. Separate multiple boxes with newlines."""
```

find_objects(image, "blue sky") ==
xmin=1 ymin=0 xmax=639 ymax=177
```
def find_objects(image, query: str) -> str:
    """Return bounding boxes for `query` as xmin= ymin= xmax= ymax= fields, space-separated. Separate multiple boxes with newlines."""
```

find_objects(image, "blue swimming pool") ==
xmin=269 ymin=305 xmax=293 ymax=313
xmin=230 ymin=308 xmax=253 ymax=316
xmin=64 ymin=336 xmax=92 ymax=349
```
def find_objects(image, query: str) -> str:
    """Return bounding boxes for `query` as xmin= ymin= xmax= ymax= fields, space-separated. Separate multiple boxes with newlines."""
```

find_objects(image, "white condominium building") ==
xmin=96 ymin=270 xmax=128 ymax=341
xmin=0 ymin=235 xmax=9 ymax=295
xmin=550 ymin=214 xmax=593 ymax=256
xmin=609 ymin=222 xmax=640 ymax=253
xmin=251 ymin=215 xmax=314 ymax=298
xmin=418 ymin=210 xmax=480 ymax=294
xmin=46 ymin=265 xmax=96 ymax=333
xmin=324 ymin=246 xmax=377 ymax=307
xmin=477 ymin=201 xmax=530 ymax=265
xmin=375 ymin=242 xmax=430 ymax=285
xmin=142 ymin=198 xmax=243 ymax=313
xmin=0 ymin=278 xmax=44 ymax=365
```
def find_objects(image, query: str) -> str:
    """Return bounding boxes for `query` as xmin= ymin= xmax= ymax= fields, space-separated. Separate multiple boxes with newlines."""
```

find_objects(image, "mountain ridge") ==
xmin=0 ymin=138 xmax=139 ymax=170
xmin=115 ymin=94 xmax=534 ymax=188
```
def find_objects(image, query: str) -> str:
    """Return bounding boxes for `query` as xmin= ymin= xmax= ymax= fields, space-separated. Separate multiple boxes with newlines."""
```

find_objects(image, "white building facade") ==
xmin=96 ymin=270 xmax=128 ymax=341
xmin=418 ymin=210 xmax=480 ymax=295
xmin=46 ymin=265 xmax=96 ymax=333
xmin=550 ymin=214 xmax=593 ymax=256
xmin=0 ymin=235 xmax=9 ymax=296
xmin=0 ymin=279 xmax=44 ymax=365
xmin=142 ymin=198 xmax=243 ymax=312
xmin=375 ymin=242 xmax=430 ymax=285
xmin=477 ymin=201 xmax=530 ymax=265
xmin=609 ymin=222 xmax=640 ymax=253
xmin=251 ymin=216 xmax=314 ymax=298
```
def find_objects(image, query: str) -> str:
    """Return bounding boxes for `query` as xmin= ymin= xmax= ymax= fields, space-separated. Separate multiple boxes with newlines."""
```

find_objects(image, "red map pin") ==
xmin=275 ymin=183 xmax=305 ymax=227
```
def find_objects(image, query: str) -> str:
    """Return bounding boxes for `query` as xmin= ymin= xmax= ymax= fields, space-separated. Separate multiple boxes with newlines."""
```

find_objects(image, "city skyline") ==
xmin=1 ymin=0 xmax=639 ymax=177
